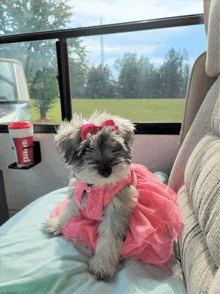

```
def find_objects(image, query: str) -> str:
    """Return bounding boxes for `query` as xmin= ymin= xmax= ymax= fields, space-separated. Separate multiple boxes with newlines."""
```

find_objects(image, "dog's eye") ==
xmin=77 ymin=142 xmax=92 ymax=157
xmin=111 ymin=144 xmax=123 ymax=152
xmin=112 ymin=160 xmax=122 ymax=166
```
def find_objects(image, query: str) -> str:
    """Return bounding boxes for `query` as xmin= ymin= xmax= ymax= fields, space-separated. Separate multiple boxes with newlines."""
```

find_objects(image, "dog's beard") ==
xmin=73 ymin=161 xmax=131 ymax=187
xmin=68 ymin=126 xmax=133 ymax=187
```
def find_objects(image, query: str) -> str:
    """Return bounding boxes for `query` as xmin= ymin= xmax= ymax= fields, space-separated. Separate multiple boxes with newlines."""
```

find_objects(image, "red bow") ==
xmin=80 ymin=120 xmax=116 ymax=141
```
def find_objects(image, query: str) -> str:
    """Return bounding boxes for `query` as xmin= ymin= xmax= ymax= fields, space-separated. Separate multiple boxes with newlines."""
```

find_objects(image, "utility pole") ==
xmin=100 ymin=18 xmax=104 ymax=68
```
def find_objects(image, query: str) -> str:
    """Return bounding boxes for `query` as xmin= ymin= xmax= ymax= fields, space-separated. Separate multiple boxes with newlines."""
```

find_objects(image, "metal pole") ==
xmin=56 ymin=38 xmax=72 ymax=121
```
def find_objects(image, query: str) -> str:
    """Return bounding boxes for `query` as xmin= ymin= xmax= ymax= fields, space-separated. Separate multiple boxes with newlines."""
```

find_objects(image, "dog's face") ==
xmin=55 ymin=111 xmax=135 ymax=187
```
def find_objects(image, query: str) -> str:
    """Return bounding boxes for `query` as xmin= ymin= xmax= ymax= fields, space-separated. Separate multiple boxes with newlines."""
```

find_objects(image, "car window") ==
xmin=0 ymin=0 xmax=204 ymax=124
xmin=0 ymin=62 xmax=18 ymax=102
xmin=67 ymin=24 xmax=206 ymax=123
xmin=1 ymin=0 xmax=203 ymax=35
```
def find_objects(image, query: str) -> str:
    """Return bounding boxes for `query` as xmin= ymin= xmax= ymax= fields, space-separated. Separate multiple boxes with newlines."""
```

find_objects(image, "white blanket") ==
xmin=0 ymin=187 xmax=187 ymax=294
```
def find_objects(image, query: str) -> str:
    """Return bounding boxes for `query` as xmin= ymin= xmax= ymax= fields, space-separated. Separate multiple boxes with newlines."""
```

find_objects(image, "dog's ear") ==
xmin=112 ymin=116 xmax=135 ymax=147
xmin=54 ymin=113 xmax=85 ymax=164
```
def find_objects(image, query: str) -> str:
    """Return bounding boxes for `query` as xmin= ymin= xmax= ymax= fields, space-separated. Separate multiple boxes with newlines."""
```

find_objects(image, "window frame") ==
xmin=0 ymin=13 xmax=204 ymax=135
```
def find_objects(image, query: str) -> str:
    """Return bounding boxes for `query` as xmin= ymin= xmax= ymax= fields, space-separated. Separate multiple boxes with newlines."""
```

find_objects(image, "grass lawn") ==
xmin=30 ymin=98 xmax=185 ymax=124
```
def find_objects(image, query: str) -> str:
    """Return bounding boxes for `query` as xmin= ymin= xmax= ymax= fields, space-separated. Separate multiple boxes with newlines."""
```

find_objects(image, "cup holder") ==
xmin=8 ymin=141 xmax=41 ymax=170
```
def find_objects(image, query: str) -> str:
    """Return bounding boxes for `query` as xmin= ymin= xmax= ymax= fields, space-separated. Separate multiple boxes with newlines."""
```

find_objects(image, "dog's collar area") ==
xmin=86 ymin=183 xmax=93 ymax=193
xmin=74 ymin=174 xmax=93 ymax=187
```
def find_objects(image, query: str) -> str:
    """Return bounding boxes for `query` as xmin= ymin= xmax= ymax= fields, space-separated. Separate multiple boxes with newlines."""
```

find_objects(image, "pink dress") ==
xmin=50 ymin=164 xmax=183 ymax=270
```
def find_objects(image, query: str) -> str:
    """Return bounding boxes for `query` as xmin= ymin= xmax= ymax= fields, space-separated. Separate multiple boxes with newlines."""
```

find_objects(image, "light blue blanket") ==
xmin=0 ymin=187 xmax=187 ymax=294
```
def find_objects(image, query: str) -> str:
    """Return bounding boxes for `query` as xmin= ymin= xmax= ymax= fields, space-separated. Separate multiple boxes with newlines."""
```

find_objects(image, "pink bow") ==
xmin=80 ymin=120 xmax=116 ymax=141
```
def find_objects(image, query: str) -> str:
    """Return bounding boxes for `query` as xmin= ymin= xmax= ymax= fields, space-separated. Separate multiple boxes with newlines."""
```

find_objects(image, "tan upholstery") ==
xmin=168 ymin=0 xmax=220 ymax=293
xmin=169 ymin=0 xmax=216 ymax=193
xmin=178 ymin=0 xmax=214 ymax=146
xmin=179 ymin=52 xmax=216 ymax=146
xmin=204 ymin=0 xmax=211 ymax=35
xmin=177 ymin=185 xmax=217 ymax=294
xmin=206 ymin=0 xmax=220 ymax=77
xmin=169 ymin=76 xmax=217 ymax=193
xmin=177 ymin=91 xmax=220 ymax=293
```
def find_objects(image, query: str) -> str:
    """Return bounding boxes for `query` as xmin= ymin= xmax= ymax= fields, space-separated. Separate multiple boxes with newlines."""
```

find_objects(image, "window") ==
xmin=1 ymin=0 xmax=203 ymax=34
xmin=0 ymin=40 xmax=60 ymax=124
xmin=0 ymin=0 xmax=205 ymax=124
xmin=71 ymin=0 xmax=203 ymax=27
xmin=68 ymin=24 xmax=206 ymax=122
xmin=0 ymin=61 xmax=18 ymax=102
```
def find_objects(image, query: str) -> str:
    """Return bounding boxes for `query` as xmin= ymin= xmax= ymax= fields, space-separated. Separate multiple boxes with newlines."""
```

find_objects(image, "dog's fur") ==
xmin=43 ymin=111 xmax=138 ymax=282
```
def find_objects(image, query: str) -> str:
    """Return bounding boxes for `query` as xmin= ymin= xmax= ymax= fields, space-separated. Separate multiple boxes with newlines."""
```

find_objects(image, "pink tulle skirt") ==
xmin=50 ymin=164 xmax=183 ymax=270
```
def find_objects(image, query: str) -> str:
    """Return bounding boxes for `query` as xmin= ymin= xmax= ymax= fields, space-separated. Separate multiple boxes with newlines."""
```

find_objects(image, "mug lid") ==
xmin=8 ymin=122 xmax=33 ymax=130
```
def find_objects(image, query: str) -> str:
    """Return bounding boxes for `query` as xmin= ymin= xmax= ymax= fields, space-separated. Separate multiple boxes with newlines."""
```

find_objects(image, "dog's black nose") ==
xmin=98 ymin=165 xmax=112 ymax=178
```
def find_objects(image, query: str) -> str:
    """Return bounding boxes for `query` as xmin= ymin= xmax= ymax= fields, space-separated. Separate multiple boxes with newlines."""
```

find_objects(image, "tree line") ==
xmin=0 ymin=0 xmax=191 ymax=120
xmin=84 ymin=50 xmax=190 ymax=99
xmin=0 ymin=0 xmax=87 ymax=118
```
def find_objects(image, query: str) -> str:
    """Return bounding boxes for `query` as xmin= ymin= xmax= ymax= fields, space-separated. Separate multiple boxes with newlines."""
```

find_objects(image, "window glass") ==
xmin=72 ymin=0 xmax=203 ymax=28
xmin=1 ymin=0 xmax=203 ymax=36
xmin=68 ymin=24 xmax=206 ymax=122
xmin=0 ymin=62 xmax=17 ymax=102
xmin=0 ymin=40 xmax=60 ymax=124
xmin=0 ymin=23 xmax=206 ymax=124
xmin=0 ymin=0 xmax=205 ymax=124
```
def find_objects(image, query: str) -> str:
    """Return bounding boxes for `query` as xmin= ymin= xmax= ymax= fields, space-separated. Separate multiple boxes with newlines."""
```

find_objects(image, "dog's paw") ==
xmin=88 ymin=257 xmax=117 ymax=282
xmin=43 ymin=218 xmax=63 ymax=236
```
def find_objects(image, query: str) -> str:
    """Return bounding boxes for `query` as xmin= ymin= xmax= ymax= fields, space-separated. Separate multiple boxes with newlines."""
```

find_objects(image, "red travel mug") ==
xmin=8 ymin=122 xmax=34 ymax=167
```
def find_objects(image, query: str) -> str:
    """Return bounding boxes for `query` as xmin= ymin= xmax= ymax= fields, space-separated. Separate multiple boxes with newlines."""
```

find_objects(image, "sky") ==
xmin=68 ymin=0 xmax=203 ymax=28
xmin=66 ymin=0 xmax=206 ymax=78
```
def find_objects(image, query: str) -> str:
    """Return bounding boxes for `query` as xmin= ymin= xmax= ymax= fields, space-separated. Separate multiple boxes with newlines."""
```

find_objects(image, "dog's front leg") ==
xmin=88 ymin=184 xmax=138 ymax=282
xmin=43 ymin=196 xmax=79 ymax=235
xmin=43 ymin=178 xmax=79 ymax=235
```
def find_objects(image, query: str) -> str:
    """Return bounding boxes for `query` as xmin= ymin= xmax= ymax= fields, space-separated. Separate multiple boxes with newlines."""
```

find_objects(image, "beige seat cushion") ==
xmin=177 ymin=185 xmax=217 ymax=294
xmin=185 ymin=131 xmax=220 ymax=267
xmin=177 ymin=81 xmax=220 ymax=293
xmin=179 ymin=52 xmax=216 ymax=146
xmin=170 ymin=0 xmax=220 ymax=293
xmin=169 ymin=76 xmax=219 ymax=193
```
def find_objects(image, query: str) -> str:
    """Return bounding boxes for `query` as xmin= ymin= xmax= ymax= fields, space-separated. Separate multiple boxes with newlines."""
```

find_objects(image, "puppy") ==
xmin=43 ymin=111 xmax=138 ymax=282
xmin=43 ymin=111 xmax=183 ymax=282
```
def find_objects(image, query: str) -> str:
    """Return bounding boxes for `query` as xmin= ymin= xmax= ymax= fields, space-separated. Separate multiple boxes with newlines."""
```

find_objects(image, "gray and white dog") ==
xmin=43 ymin=111 xmax=138 ymax=282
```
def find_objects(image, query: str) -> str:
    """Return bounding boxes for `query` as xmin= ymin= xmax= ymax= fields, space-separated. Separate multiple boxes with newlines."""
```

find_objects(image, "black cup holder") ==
xmin=8 ymin=141 xmax=41 ymax=170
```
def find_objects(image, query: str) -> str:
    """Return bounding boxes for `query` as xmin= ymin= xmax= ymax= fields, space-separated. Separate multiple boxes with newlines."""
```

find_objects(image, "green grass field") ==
xmin=30 ymin=98 xmax=185 ymax=124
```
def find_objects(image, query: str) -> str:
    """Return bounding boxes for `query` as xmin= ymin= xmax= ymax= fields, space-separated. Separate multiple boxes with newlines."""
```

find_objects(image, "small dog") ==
xmin=43 ymin=111 xmax=183 ymax=282
xmin=43 ymin=111 xmax=138 ymax=282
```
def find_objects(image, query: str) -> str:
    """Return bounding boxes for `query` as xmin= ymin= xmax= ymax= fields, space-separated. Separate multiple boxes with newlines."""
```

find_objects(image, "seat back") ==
xmin=169 ymin=0 xmax=216 ymax=192
xmin=169 ymin=0 xmax=220 ymax=293
xmin=179 ymin=52 xmax=216 ymax=146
